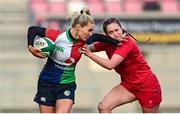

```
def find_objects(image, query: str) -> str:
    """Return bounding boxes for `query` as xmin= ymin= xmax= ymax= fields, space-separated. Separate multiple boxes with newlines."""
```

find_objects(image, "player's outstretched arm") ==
xmin=88 ymin=33 xmax=128 ymax=46
xmin=81 ymin=45 xmax=124 ymax=70
xmin=91 ymin=33 xmax=120 ymax=45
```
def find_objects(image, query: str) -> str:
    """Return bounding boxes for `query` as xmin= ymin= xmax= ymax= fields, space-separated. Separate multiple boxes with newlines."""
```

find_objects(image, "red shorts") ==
xmin=121 ymin=76 xmax=162 ymax=108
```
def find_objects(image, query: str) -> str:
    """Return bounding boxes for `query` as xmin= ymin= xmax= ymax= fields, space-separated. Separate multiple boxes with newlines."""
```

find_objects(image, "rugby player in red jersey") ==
xmin=81 ymin=17 xmax=162 ymax=113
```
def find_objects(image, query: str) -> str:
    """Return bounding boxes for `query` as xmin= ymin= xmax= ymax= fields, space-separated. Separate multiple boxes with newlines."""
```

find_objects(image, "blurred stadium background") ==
xmin=0 ymin=0 xmax=180 ymax=113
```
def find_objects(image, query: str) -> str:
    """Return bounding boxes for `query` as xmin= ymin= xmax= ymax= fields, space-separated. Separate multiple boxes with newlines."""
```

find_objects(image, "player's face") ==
xmin=106 ymin=23 xmax=123 ymax=40
xmin=78 ymin=22 xmax=95 ymax=41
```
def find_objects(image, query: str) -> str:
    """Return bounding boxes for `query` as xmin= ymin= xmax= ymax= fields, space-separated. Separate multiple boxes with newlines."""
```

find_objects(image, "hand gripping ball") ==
xmin=33 ymin=37 xmax=55 ymax=57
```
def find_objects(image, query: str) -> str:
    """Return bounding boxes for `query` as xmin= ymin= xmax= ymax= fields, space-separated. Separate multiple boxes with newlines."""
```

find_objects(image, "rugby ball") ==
xmin=33 ymin=37 xmax=55 ymax=57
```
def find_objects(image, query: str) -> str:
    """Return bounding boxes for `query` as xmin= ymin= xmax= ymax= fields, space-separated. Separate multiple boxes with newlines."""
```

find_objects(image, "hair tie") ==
xmin=80 ymin=10 xmax=83 ymax=14
xmin=80 ymin=10 xmax=86 ymax=14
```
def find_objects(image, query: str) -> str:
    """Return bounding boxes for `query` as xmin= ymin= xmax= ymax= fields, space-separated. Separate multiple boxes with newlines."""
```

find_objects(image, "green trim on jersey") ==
xmin=66 ymin=29 xmax=78 ymax=42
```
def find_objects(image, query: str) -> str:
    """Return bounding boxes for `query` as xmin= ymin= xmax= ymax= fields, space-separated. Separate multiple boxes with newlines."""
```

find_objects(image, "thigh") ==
xmin=56 ymin=99 xmax=73 ymax=113
xmin=100 ymin=84 xmax=136 ymax=110
xmin=39 ymin=105 xmax=55 ymax=113
xmin=55 ymin=82 xmax=76 ymax=113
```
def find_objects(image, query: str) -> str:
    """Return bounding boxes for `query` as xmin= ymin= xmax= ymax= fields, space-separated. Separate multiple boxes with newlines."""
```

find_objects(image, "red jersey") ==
xmin=94 ymin=36 xmax=156 ymax=90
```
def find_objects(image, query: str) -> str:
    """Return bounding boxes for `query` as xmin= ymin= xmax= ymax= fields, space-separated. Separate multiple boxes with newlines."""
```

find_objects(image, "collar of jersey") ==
xmin=66 ymin=29 xmax=78 ymax=42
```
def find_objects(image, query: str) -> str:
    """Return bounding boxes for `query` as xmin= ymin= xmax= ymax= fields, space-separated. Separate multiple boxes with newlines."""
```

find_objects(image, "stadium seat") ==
xmin=86 ymin=0 xmax=103 ymax=2
xmin=142 ymin=0 xmax=161 ymax=11
xmin=30 ymin=2 xmax=48 ymax=15
xmin=30 ymin=0 xmax=47 ymax=4
xmin=105 ymin=1 xmax=123 ymax=14
xmin=179 ymin=1 xmax=180 ymax=12
xmin=49 ymin=0 xmax=66 ymax=1
xmin=161 ymin=0 xmax=177 ymax=2
xmin=87 ymin=2 xmax=105 ymax=14
xmin=124 ymin=1 xmax=142 ymax=13
xmin=160 ymin=0 xmax=179 ymax=13
xmin=49 ymin=1 xmax=66 ymax=14
xmin=125 ymin=0 xmax=139 ymax=2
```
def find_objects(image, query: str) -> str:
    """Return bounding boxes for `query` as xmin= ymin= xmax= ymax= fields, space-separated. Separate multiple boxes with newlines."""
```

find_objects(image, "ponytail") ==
xmin=67 ymin=7 xmax=94 ymax=28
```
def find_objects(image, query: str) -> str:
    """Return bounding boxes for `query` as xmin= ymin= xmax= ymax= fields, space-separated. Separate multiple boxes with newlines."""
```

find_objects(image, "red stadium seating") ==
xmin=179 ymin=1 xmax=180 ymax=12
xmin=29 ymin=0 xmax=180 ymax=20
xmin=160 ymin=0 xmax=179 ymax=13
xmin=105 ymin=1 xmax=123 ymax=14
xmin=30 ymin=0 xmax=47 ymax=4
xmin=49 ymin=1 xmax=66 ymax=14
xmin=30 ymin=2 xmax=48 ymax=15
xmin=86 ymin=0 xmax=103 ymax=2
xmin=87 ymin=2 xmax=105 ymax=14
xmin=124 ymin=0 xmax=142 ymax=13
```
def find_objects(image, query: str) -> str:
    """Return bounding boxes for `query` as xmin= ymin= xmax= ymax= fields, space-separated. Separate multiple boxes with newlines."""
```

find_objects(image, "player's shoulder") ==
xmin=46 ymin=28 xmax=64 ymax=35
xmin=125 ymin=35 xmax=136 ymax=45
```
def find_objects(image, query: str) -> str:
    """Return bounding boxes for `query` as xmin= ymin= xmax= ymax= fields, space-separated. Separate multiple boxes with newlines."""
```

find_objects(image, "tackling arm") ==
xmin=88 ymin=33 xmax=120 ymax=45
xmin=82 ymin=45 xmax=124 ymax=70
xmin=88 ymin=53 xmax=123 ymax=70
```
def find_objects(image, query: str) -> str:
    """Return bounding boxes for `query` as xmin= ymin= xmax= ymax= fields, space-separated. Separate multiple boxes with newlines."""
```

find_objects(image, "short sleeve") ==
xmin=45 ymin=29 xmax=64 ymax=41
xmin=115 ymin=37 xmax=134 ymax=59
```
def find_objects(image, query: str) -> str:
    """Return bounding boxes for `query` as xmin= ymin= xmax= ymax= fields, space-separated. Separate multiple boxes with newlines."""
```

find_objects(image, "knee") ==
xmin=98 ymin=101 xmax=111 ymax=112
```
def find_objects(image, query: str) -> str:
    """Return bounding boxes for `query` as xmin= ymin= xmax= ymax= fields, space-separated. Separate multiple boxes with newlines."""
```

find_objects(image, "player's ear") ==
xmin=75 ymin=24 xmax=81 ymax=31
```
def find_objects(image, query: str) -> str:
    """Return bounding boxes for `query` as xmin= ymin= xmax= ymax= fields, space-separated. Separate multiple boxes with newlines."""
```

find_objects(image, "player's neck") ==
xmin=70 ymin=28 xmax=80 ymax=40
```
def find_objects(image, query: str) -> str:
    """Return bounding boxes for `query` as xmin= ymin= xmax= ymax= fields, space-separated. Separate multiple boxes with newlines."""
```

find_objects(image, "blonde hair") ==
xmin=67 ymin=7 xmax=95 ymax=28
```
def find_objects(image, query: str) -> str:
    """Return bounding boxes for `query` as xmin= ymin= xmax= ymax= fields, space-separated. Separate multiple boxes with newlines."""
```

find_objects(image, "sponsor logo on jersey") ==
xmin=55 ymin=64 xmax=75 ymax=70
xmin=54 ymin=45 xmax=65 ymax=53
